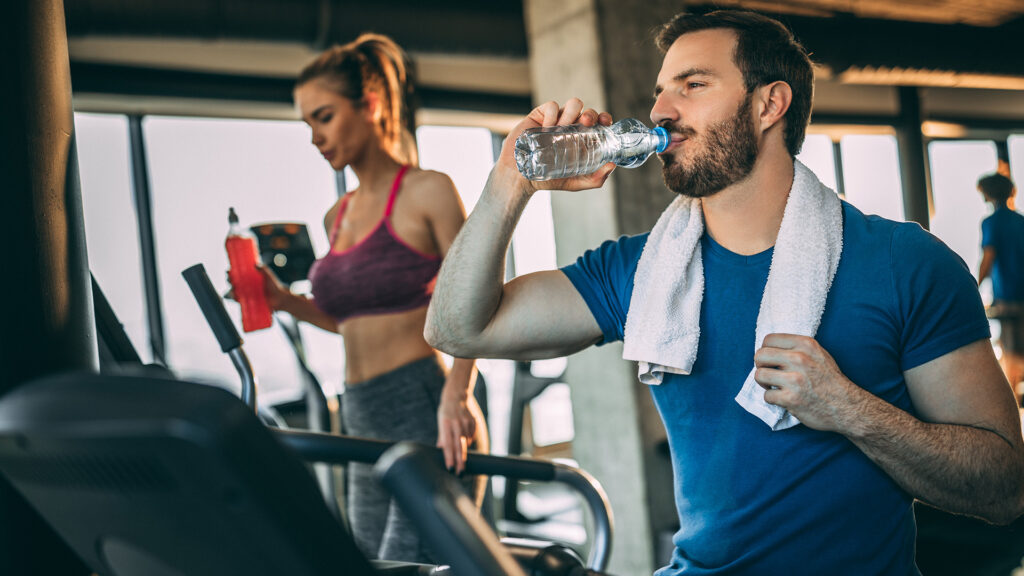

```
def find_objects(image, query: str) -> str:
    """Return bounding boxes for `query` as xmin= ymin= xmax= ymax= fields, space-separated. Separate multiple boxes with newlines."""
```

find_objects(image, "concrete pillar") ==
xmin=0 ymin=0 xmax=95 ymax=573
xmin=523 ymin=1 xmax=682 ymax=572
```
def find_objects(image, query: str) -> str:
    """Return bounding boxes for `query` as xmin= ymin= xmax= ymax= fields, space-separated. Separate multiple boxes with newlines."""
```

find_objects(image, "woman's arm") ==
xmin=437 ymin=357 xmax=483 ymax=474
xmin=416 ymin=170 xmax=489 ymax=472
xmin=256 ymin=265 xmax=339 ymax=334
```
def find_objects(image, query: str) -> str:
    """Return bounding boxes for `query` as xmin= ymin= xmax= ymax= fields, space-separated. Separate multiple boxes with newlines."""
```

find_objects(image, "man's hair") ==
xmin=655 ymin=10 xmax=814 ymax=156
xmin=977 ymin=173 xmax=1015 ymax=203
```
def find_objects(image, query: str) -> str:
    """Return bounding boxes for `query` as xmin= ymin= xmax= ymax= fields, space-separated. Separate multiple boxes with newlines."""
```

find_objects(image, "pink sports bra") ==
xmin=308 ymin=166 xmax=442 ymax=323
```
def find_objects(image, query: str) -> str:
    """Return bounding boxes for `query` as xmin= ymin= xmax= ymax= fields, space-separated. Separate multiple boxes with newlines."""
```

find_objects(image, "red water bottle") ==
xmin=226 ymin=207 xmax=273 ymax=332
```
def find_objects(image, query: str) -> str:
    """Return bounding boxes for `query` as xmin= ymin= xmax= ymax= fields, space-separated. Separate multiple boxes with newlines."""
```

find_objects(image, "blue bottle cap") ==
xmin=653 ymin=126 xmax=670 ymax=153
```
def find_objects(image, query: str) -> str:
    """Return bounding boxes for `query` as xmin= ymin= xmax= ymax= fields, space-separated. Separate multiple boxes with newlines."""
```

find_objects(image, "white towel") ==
xmin=623 ymin=160 xmax=843 ymax=430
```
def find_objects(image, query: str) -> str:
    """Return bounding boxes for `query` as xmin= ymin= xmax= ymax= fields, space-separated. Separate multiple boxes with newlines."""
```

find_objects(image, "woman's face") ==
xmin=295 ymin=80 xmax=376 ymax=171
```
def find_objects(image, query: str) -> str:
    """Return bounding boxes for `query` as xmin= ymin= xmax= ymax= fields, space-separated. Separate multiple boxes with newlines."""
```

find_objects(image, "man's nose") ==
xmin=650 ymin=93 xmax=679 ymax=128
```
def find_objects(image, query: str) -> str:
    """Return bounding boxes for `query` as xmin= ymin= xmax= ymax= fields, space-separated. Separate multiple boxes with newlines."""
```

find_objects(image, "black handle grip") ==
xmin=376 ymin=443 xmax=527 ymax=576
xmin=276 ymin=430 xmax=557 ymax=481
xmin=182 ymin=264 xmax=242 ymax=353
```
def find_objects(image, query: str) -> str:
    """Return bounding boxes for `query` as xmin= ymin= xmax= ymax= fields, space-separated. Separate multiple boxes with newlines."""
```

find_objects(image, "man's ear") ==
xmin=757 ymin=81 xmax=792 ymax=133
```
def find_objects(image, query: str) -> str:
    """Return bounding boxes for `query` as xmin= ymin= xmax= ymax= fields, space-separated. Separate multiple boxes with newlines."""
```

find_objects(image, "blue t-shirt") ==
xmin=561 ymin=201 xmax=989 ymax=576
xmin=981 ymin=206 xmax=1024 ymax=302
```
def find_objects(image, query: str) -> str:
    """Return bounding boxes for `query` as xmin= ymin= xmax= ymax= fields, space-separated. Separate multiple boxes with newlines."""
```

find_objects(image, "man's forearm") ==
xmin=843 ymin=390 xmax=1024 ymax=524
xmin=426 ymin=168 xmax=532 ymax=355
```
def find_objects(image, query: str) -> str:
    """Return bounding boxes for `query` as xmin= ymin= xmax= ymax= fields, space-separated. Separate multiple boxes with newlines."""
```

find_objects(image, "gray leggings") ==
xmin=341 ymin=355 xmax=486 ymax=563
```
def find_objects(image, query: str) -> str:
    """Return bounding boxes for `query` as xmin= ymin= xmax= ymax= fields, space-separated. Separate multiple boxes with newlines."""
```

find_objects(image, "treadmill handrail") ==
xmin=276 ymin=429 xmax=614 ymax=572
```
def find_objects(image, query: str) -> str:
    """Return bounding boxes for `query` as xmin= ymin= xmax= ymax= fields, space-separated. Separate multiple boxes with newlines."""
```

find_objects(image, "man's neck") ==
xmin=701 ymin=144 xmax=794 ymax=256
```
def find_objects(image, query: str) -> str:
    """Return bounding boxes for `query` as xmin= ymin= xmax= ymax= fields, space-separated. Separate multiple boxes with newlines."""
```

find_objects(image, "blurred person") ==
xmin=426 ymin=9 xmax=1024 ymax=575
xmin=978 ymin=172 xmax=1024 ymax=400
xmin=250 ymin=33 xmax=488 ymax=564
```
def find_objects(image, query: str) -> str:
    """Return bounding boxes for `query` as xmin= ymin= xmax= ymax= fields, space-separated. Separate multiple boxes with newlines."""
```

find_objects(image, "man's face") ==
xmin=651 ymin=28 xmax=760 ymax=198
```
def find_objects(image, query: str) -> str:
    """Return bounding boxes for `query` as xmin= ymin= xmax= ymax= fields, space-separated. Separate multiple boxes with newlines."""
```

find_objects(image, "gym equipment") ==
xmin=181 ymin=262 xmax=614 ymax=573
xmin=0 ymin=372 xmax=433 ymax=575
xmin=250 ymin=221 xmax=317 ymax=286
xmin=0 ymin=371 xmax=616 ymax=576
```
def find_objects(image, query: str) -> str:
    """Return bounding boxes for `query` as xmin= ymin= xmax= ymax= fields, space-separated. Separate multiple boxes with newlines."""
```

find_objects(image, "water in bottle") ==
xmin=226 ymin=207 xmax=273 ymax=332
xmin=514 ymin=118 xmax=670 ymax=181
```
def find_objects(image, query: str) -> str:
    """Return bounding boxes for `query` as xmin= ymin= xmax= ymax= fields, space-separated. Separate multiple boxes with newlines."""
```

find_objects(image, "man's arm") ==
xmin=978 ymin=246 xmax=996 ymax=285
xmin=755 ymin=335 xmax=1024 ymax=524
xmin=425 ymin=99 xmax=612 ymax=360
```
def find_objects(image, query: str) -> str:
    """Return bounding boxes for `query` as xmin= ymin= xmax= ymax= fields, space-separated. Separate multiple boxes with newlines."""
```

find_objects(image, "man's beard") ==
xmin=659 ymin=95 xmax=759 ymax=198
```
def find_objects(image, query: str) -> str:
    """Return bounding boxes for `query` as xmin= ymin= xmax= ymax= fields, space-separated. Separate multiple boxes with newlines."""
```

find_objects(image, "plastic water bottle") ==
xmin=514 ymin=118 xmax=670 ymax=181
xmin=225 ymin=207 xmax=273 ymax=332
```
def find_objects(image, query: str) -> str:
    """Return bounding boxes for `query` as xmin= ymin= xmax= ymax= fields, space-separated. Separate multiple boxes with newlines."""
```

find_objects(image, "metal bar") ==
xmin=553 ymin=463 xmax=614 ymax=572
xmin=128 ymin=114 xmax=167 ymax=364
xmin=832 ymin=140 xmax=846 ymax=198
xmin=275 ymin=429 xmax=614 ymax=571
xmin=895 ymin=86 xmax=932 ymax=229
xmin=811 ymin=113 xmax=901 ymax=126
xmin=335 ymin=169 xmax=347 ymax=197
xmin=228 ymin=348 xmax=258 ymax=413
xmin=69 ymin=62 xmax=534 ymax=115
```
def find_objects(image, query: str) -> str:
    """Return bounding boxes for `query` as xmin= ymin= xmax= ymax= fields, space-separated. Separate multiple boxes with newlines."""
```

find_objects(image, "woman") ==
xmin=260 ymin=33 xmax=488 ymax=563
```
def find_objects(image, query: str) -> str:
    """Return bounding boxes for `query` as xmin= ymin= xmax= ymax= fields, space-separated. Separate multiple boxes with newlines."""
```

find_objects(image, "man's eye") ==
xmin=688 ymin=82 xmax=704 ymax=89
xmin=321 ymin=114 xmax=333 ymax=123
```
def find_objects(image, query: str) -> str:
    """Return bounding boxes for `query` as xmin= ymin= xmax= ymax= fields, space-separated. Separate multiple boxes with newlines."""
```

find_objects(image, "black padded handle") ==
xmin=182 ymin=264 xmax=242 ymax=353
xmin=376 ymin=443 xmax=527 ymax=576
xmin=276 ymin=430 xmax=557 ymax=480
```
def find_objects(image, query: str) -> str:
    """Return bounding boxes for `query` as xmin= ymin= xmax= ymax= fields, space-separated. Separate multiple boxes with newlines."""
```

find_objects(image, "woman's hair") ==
xmin=297 ymin=33 xmax=418 ymax=166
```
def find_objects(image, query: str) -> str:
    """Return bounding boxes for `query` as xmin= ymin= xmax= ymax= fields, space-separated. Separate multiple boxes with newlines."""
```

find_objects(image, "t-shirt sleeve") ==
xmin=559 ymin=234 xmax=647 ymax=346
xmin=892 ymin=223 xmax=991 ymax=371
xmin=981 ymin=215 xmax=995 ymax=248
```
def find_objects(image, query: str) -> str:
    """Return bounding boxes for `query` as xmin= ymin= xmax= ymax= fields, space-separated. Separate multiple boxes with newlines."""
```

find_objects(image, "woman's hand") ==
xmin=255 ymin=264 xmax=293 ymax=312
xmin=437 ymin=385 xmax=478 ymax=475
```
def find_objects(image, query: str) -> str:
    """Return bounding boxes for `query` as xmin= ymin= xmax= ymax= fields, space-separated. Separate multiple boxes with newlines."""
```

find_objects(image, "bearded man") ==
xmin=425 ymin=9 xmax=1024 ymax=575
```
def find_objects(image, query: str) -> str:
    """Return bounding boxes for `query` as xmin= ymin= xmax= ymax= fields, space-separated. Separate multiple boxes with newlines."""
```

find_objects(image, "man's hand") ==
xmin=498 ymin=97 xmax=617 ymax=195
xmin=753 ymin=333 xmax=864 ymax=431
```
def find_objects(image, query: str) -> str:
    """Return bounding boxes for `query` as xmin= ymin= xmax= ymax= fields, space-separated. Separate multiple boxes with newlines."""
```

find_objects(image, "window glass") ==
xmin=927 ymin=140 xmax=998 ymax=282
xmin=144 ymin=116 xmax=340 ymax=404
xmin=796 ymin=133 xmax=838 ymax=193
xmin=839 ymin=134 xmax=905 ymax=221
xmin=75 ymin=112 xmax=151 ymax=363
xmin=417 ymin=125 xmax=494 ymax=214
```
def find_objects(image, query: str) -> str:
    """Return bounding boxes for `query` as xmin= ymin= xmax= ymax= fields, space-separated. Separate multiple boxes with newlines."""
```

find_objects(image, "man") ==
xmin=426 ymin=9 xmax=1024 ymax=575
xmin=978 ymin=172 xmax=1024 ymax=399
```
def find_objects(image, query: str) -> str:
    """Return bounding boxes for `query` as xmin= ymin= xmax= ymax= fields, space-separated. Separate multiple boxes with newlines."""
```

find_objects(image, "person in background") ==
xmin=978 ymin=172 xmax=1024 ymax=402
xmin=254 ymin=32 xmax=488 ymax=564
xmin=425 ymin=9 xmax=1024 ymax=575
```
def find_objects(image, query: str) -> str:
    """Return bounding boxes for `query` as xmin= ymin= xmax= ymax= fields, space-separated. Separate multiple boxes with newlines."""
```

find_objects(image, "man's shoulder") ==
xmin=840 ymin=201 xmax=903 ymax=256
xmin=998 ymin=207 xmax=1024 ymax=226
xmin=564 ymin=232 xmax=650 ymax=283
xmin=586 ymin=232 xmax=650 ymax=263
xmin=838 ymin=201 xmax=970 ymax=283
xmin=841 ymin=200 xmax=909 ymax=235
xmin=841 ymin=200 xmax=947 ymax=252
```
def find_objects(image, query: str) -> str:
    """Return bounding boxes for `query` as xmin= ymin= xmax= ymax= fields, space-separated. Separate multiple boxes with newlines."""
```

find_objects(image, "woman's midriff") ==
xmin=339 ymin=305 xmax=439 ymax=384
